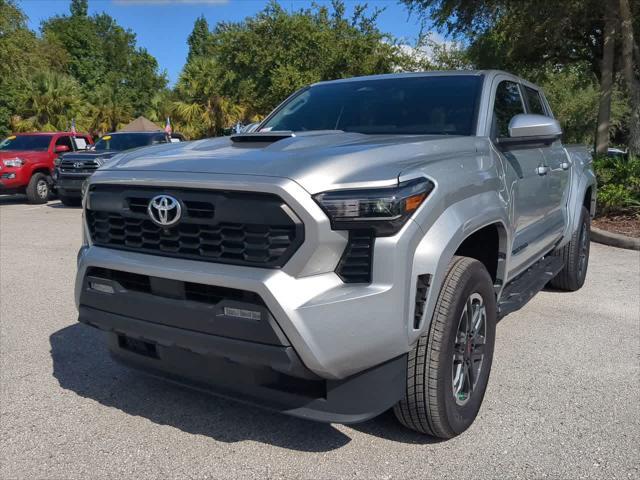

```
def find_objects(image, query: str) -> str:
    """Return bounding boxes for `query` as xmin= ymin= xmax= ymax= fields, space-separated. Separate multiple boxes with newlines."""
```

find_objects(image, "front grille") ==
xmin=60 ymin=159 xmax=101 ymax=174
xmin=86 ymin=185 xmax=303 ymax=268
xmin=335 ymin=230 xmax=374 ymax=283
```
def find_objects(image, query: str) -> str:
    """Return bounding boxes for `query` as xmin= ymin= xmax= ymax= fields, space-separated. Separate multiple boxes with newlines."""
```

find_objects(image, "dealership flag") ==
xmin=164 ymin=117 xmax=172 ymax=135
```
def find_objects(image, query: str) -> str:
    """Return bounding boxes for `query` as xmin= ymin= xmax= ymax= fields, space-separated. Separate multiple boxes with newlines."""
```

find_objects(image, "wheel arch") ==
xmin=31 ymin=166 xmax=53 ymax=178
xmin=408 ymin=191 xmax=510 ymax=344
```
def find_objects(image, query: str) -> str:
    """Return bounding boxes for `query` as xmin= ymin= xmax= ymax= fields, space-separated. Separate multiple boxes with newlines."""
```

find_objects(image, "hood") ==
xmin=60 ymin=150 xmax=120 ymax=162
xmin=103 ymin=131 xmax=479 ymax=193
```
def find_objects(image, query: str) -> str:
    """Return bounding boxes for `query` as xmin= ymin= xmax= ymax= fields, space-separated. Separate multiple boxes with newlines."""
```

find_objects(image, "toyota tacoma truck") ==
xmin=0 ymin=132 xmax=92 ymax=203
xmin=75 ymin=71 xmax=596 ymax=438
xmin=54 ymin=131 xmax=178 ymax=206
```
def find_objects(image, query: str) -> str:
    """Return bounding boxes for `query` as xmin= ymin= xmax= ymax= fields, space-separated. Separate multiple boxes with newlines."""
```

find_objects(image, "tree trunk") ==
xmin=596 ymin=4 xmax=617 ymax=155
xmin=619 ymin=0 xmax=640 ymax=155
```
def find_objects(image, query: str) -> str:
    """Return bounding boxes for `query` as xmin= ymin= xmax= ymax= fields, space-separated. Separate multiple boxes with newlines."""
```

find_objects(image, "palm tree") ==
xmin=173 ymin=57 xmax=249 ymax=138
xmin=87 ymin=85 xmax=133 ymax=135
xmin=12 ymin=71 xmax=85 ymax=132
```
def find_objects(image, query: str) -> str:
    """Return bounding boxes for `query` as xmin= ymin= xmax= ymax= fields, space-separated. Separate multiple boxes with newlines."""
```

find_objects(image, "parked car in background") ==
xmin=54 ymin=131 xmax=180 ymax=206
xmin=241 ymin=122 xmax=260 ymax=133
xmin=606 ymin=147 xmax=628 ymax=160
xmin=0 ymin=132 xmax=93 ymax=204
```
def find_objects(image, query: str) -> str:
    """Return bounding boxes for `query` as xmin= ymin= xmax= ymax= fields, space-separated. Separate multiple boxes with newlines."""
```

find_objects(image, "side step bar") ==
xmin=498 ymin=256 xmax=564 ymax=319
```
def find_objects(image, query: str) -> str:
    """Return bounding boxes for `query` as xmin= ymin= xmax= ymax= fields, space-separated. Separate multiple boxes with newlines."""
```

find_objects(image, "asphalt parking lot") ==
xmin=1 ymin=196 xmax=638 ymax=479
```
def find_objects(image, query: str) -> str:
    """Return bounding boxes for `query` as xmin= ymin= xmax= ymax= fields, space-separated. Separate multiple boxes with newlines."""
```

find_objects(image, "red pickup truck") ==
xmin=0 ymin=132 xmax=93 ymax=203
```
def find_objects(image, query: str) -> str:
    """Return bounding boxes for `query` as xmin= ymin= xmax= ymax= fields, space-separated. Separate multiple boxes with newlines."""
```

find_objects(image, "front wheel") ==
xmin=394 ymin=256 xmax=497 ymax=438
xmin=25 ymin=172 xmax=51 ymax=204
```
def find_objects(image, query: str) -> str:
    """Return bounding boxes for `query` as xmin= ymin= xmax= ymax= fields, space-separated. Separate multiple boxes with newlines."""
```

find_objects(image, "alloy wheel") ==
xmin=36 ymin=179 xmax=49 ymax=200
xmin=452 ymin=292 xmax=487 ymax=406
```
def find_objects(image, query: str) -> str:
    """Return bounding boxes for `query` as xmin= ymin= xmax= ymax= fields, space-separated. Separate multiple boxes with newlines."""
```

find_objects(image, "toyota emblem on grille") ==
xmin=147 ymin=194 xmax=182 ymax=227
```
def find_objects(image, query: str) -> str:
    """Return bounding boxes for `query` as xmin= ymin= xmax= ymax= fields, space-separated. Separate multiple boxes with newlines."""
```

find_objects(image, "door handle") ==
xmin=560 ymin=161 xmax=571 ymax=170
xmin=536 ymin=165 xmax=550 ymax=176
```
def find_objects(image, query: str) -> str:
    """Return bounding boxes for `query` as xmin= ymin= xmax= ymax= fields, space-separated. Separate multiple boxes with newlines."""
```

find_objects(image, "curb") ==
xmin=591 ymin=227 xmax=640 ymax=251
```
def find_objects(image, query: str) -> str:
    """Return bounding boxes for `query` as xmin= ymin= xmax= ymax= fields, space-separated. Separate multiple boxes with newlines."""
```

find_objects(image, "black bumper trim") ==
xmin=79 ymin=306 xmax=407 ymax=423
xmin=78 ymin=305 xmax=311 ymax=379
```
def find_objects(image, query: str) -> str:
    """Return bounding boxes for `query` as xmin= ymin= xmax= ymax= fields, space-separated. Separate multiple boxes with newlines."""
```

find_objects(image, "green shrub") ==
xmin=593 ymin=155 xmax=640 ymax=215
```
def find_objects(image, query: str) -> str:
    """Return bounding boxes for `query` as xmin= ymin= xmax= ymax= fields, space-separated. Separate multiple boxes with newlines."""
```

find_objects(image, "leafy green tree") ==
xmin=42 ymin=2 xmax=167 ymax=119
xmin=0 ymin=0 xmax=69 ymax=136
xmin=70 ymin=0 xmax=88 ymax=17
xmin=87 ymin=85 xmax=133 ymax=134
xmin=173 ymin=57 xmax=248 ymax=138
xmin=402 ymin=0 xmax=639 ymax=152
xmin=177 ymin=0 xmax=406 ymax=121
xmin=187 ymin=16 xmax=212 ymax=61
xmin=536 ymin=64 xmax=629 ymax=145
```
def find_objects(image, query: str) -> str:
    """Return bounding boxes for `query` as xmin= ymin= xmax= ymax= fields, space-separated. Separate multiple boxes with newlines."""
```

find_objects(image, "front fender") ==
xmin=408 ymin=191 xmax=510 ymax=345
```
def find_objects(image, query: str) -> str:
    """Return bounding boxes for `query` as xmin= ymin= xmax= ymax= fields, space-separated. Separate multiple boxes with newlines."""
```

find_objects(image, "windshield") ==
xmin=0 ymin=135 xmax=53 ymax=151
xmin=94 ymin=133 xmax=164 ymax=152
xmin=261 ymin=75 xmax=483 ymax=136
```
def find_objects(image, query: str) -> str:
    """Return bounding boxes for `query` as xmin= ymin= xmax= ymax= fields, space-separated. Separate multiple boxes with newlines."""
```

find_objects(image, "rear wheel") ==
xmin=394 ymin=256 xmax=496 ymax=438
xmin=25 ymin=172 xmax=51 ymax=204
xmin=549 ymin=206 xmax=590 ymax=291
xmin=59 ymin=195 xmax=82 ymax=207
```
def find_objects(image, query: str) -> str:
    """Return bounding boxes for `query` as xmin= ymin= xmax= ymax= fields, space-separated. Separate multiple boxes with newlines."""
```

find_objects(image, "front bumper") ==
xmin=0 ymin=167 xmax=29 ymax=191
xmin=55 ymin=171 xmax=90 ymax=196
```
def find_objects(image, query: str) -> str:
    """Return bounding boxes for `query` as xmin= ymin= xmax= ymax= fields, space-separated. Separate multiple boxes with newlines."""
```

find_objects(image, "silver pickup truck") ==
xmin=75 ymin=71 xmax=596 ymax=438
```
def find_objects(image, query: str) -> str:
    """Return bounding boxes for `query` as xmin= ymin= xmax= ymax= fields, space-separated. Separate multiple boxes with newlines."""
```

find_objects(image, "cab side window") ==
xmin=492 ymin=81 xmax=525 ymax=138
xmin=523 ymin=86 xmax=547 ymax=116
xmin=55 ymin=135 xmax=73 ymax=150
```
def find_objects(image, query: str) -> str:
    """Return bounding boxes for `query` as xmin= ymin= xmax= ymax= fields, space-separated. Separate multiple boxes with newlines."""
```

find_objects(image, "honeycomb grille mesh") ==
xmin=86 ymin=186 xmax=303 ymax=268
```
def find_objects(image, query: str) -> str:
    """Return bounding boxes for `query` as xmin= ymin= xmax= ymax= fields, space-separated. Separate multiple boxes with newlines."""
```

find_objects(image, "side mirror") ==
xmin=499 ymin=114 xmax=562 ymax=148
xmin=55 ymin=145 xmax=71 ymax=153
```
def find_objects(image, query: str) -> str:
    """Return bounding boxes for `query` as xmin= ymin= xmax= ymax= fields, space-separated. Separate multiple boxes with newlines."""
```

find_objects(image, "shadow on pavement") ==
xmin=50 ymin=323 xmax=357 ymax=451
xmin=0 ymin=194 xmax=28 ymax=205
xmin=350 ymin=410 xmax=444 ymax=444
xmin=46 ymin=201 xmax=74 ymax=209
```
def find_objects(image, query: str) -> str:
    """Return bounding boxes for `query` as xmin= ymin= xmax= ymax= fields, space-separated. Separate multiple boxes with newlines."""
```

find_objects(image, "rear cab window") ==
xmin=523 ymin=86 xmax=547 ymax=116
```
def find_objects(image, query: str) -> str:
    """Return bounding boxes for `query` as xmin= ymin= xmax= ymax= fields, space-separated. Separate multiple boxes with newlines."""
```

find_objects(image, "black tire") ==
xmin=548 ymin=206 xmax=590 ymax=291
xmin=394 ymin=256 xmax=497 ymax=438
xmin=25 ymin=172 xmax=51 ymax=204
xmin=59 ymin=195 xmax=82 ymax=207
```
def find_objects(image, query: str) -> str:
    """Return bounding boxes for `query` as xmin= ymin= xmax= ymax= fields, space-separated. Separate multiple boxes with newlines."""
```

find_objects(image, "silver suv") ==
xmin=75 ymin=71 xmax=596 ymax=438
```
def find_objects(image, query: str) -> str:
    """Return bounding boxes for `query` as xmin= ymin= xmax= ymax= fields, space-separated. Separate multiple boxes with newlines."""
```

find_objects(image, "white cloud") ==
xmin=113 ymin=0 xmax=229 ymax=5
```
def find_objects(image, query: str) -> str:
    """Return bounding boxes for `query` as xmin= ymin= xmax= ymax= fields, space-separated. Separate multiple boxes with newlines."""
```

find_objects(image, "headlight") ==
xmin=3 ymin=158 xmax=24 ymax=168
xmin=54 ymin=157 xmax=62 ymax=167
xmin=313 ymin=177 xmax=434 ymax=236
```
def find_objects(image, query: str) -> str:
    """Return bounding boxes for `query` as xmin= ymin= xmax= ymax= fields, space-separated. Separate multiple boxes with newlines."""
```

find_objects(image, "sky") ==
xmin=19 ymin=0 xmax=429 ymax=86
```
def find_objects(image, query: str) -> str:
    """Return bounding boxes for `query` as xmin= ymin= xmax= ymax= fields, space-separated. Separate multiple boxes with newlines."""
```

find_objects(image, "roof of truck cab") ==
xmin=12 ymin=131 xmax=90 ymax=137
xmin=313 ymin=70 xmax=527 ymax=86
xmin=14 ymin=132 xmax=67 ymax=135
